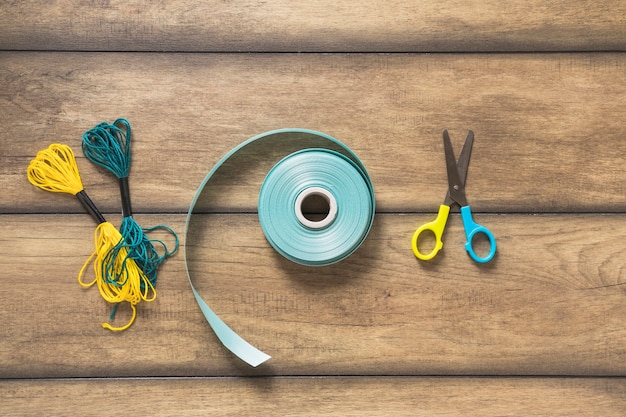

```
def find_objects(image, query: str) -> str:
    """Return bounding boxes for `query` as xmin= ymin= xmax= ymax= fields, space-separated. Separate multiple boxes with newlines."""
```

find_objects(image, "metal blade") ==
xmin=456 ymin=130 xmax=473 ymax=186
xmin=443 ymin=129 xmax=468 ymax=206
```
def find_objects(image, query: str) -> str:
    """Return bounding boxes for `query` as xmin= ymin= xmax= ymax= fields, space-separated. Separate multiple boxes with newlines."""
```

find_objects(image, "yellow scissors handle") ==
xmin=412 ymin=204 xmax=450 ymax=260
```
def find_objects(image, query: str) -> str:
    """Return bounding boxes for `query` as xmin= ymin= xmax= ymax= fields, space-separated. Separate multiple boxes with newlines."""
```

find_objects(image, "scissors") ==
xmin=411 ymin=129 xmax=496 ymax=263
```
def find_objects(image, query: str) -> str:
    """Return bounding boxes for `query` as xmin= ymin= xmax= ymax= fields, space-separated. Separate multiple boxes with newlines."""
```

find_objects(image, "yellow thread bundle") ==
xmin=27 ymin=144 xmax=154 ymax=331
xmin=77 ymin=222 xmax=156 ymax=331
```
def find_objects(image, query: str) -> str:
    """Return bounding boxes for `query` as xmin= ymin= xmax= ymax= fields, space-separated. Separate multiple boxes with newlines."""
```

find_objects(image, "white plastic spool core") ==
xmin=295 ymin=186 xmax=338 ymax=229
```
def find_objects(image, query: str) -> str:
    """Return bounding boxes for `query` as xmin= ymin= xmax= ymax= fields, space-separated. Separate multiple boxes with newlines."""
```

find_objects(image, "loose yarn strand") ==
xmin=81 ymin=119 xmax=178 ymax=292
xmin=81 ymin=221 xmax=154 ymax=331
xmin=27 ymin=143 xmax=151 ymax=331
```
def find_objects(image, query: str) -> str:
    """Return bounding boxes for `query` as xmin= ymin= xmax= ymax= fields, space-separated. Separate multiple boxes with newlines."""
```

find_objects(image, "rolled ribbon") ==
xmin=185 ymin=128 xmax=375 ymax=367
xmin=259 ymin=148 xmax=374 ymax=265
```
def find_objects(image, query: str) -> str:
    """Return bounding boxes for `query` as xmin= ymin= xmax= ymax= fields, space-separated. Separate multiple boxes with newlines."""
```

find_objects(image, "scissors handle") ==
xmin=412 ymin=204 xmax=450 ymax=260
xmin=460 ymin=206 xmax=496 ymax=263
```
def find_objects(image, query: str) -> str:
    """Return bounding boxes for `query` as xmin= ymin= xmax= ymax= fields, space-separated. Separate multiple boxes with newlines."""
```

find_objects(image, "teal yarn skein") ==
xmin=81 ymin=119 xmax=178 ymax=300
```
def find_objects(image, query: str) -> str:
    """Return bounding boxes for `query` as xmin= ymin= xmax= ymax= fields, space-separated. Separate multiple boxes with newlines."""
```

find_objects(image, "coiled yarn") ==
xmin=81 ymin=119 xmax=178 ymax=291
xmin=27 ymin=143 xmax=153 ymax=331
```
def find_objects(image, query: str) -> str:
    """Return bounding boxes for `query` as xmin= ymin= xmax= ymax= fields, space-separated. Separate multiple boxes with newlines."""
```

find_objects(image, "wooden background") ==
xmin=2 ymin=1 xmax=626 ymax=415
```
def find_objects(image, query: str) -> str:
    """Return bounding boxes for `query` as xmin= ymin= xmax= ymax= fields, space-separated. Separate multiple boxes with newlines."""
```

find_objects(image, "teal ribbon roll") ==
xmin=259 ymin=148 xmax=374 ymax=266
xmin=185 ymin=129 xmax=375 ymax=367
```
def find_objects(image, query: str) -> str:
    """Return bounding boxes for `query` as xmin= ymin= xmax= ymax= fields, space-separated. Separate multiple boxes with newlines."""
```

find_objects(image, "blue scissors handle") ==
xmin=460 ymin=206 xmax=496 ymax=263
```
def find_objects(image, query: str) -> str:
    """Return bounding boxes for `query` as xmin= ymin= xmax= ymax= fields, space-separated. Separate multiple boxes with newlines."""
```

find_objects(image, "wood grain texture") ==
xmin=3 ymin=1 xmax=626 ymax=413
xmin=1 ymin=1 xmax=625 ymax=52
xmin=1 ymin=377 xmax=625 ymax=416
xmin=2 ymin=213 xmax=626 ymax=378
xmin=3 ymin=52 xmax=626 ymax=214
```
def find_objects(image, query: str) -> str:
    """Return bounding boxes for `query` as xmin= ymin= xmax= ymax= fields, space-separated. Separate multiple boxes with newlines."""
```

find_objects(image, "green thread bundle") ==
xmin=81 ymin=118 xmax=178 ymax=296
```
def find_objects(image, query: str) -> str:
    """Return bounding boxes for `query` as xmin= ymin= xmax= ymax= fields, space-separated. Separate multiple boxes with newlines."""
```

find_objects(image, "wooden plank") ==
xmin=3 ymin=52 xmax=626 ymax=214
xmin=3 ymin=1 xmax=625 ymax=415
xmin=2 ymin=213 xmax=626 ymax=378
xmin=1 ymin=377 xmax=625 ymax=416
xmin=1 ymin=1 xmax=625 ymax=52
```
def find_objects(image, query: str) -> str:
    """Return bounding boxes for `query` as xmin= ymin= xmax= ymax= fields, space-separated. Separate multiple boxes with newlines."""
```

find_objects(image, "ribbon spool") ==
xmin=185 ymin=128 xmax=375 ymax=367
xmin=259 ymin=148 xmax=373 ymax=266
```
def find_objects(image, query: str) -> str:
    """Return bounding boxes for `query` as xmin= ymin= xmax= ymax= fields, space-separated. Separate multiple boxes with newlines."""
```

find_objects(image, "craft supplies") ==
xmin=185 ymin=128 xmax=375 ymax=366
xmin=27 ymin=144 xmax=153 ymax=331
xmin=412 ymin=130 xmax=496 ymax=263
xmin=81 ymin=118 xmax=178 ymax=290
xmin=258 ymin=148 xmax=374 ymax=265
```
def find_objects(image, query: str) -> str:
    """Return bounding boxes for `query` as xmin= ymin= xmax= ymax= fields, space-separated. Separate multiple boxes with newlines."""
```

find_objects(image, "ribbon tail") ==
xmin=190 ymin=285 xmax=271 ymax=367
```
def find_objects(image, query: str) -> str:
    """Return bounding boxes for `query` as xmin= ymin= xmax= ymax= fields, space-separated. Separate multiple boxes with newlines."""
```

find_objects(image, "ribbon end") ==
xmin=245 ymin=352 xmax=272 ymax=368
xmin=191 ymin=286 xmax=271 ymax=367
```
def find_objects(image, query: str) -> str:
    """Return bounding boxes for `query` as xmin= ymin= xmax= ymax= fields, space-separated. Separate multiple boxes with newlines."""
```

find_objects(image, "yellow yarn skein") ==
xmin=27 ymin=144 xmax=154 ymax=331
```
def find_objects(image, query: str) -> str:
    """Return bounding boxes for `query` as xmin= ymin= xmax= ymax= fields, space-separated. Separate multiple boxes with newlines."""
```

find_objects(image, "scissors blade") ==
xmin=457 ymin=130 xmax=473 ymax=186
xmin=443 ymin=129 xmax=469 ymax=207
